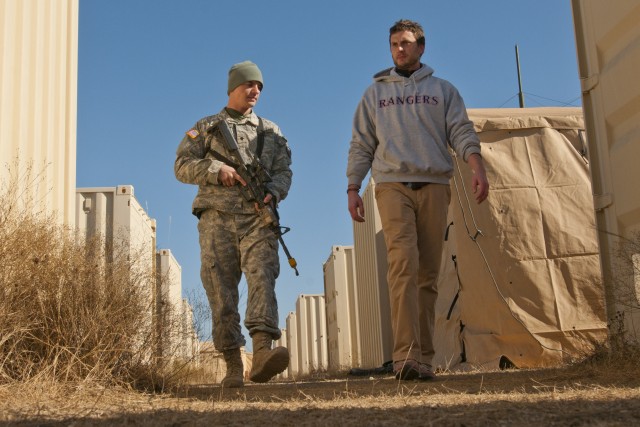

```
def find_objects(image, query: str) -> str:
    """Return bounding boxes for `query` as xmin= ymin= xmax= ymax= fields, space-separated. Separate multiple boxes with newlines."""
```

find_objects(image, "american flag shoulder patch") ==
xmin=186 ymin=129 xmax=199 ymax=139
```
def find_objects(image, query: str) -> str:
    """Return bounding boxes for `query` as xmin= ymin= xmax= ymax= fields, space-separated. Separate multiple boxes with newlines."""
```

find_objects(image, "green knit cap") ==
xmin=227 ymin=61 xmax=263 ymax=94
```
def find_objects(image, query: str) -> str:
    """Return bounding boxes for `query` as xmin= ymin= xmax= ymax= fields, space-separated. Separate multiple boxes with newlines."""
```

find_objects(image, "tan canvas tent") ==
xmin=432 ymin=107 xmax=608 ymax=370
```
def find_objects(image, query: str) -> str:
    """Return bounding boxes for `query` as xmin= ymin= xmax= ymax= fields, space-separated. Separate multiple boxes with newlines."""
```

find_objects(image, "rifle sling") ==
xmin=209 ymin=119 xmax=267 ymax=197
xmin=256 ymin=117 xmax=265 ymax=158
xmin=210 ymin=150 xmax=239 ymax=169
xmin=213 ymin=117 xmax=265 ymax=164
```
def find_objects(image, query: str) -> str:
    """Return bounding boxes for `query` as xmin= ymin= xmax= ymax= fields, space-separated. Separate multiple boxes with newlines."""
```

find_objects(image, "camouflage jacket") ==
xmin=174 ymin=108 xmax=293 ymax=215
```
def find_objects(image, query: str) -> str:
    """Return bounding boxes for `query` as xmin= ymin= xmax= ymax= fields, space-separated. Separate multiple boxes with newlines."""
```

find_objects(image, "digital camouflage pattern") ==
xmin=175 ymin=108 xmax=292 ymax=351
xmin=175 ymin=108 xmax=292 ymax=214
xmin=197 ymin=209 xmax=281 ymax=350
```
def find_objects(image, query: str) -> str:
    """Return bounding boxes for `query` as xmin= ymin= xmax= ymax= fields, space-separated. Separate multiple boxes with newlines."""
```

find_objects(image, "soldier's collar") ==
xmin=223 ymin=108 xmax=259 ymax=126
xmin=225 ymin=107 xmax=247 ymax=119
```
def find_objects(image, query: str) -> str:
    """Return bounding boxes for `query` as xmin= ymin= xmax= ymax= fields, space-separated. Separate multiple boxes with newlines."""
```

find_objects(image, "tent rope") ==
xmin=451 ymin=154 xmax=568 ymax=356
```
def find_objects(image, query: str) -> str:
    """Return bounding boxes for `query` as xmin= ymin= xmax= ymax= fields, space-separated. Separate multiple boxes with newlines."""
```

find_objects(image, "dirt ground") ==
xmin=2 ymin=365 xmax=639 ymax=426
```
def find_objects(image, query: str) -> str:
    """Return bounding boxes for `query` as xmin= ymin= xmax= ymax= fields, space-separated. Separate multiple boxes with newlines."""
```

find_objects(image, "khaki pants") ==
xmin=375 ymin=182 xmax=450 ymax=364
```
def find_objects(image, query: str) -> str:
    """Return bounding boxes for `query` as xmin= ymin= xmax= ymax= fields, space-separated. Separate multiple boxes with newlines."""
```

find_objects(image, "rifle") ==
xmin=213 ymin=120 xmax=299 ymax=276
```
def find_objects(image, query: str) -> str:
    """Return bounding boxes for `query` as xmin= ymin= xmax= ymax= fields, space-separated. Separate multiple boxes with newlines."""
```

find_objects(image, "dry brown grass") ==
xmin=0 ymin=165 xmax=163 ymax=388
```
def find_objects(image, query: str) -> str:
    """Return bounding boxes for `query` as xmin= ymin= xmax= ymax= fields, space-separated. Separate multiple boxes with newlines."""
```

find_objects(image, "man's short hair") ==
xmin=389 ymin=19 xmax=425 ymax=46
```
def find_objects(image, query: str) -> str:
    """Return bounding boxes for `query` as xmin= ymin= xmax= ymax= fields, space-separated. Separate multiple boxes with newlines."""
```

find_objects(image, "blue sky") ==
xmin=77 ymin=0 xmax=581 ymax=343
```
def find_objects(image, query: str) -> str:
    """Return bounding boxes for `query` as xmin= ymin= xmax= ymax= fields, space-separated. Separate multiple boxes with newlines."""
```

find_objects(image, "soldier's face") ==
xmin=227 ymin=81 xmax=262 ymax=114
xmin=390 ymin=30 xmax=424 ymax=71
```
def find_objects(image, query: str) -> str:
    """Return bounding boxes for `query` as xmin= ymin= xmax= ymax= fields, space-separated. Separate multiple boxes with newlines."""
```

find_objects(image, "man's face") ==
xmin=390 ymin=30 xmax=424 ymax=71
xmin=227 ymin=81 xmax=262 ymax=113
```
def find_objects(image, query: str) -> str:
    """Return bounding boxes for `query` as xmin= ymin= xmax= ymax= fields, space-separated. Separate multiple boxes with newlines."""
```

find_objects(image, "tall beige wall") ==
xmin=352 ymin=178 xmax=394 ymax=368
xmin=0 ymin=0 xmax=78 ymax=225
xmin=572 ymin=0 xmax=640 ymax=336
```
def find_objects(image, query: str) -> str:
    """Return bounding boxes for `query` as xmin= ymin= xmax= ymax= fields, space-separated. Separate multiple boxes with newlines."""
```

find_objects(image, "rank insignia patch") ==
xmin=186 ymin=129 xmax=199 ymax=139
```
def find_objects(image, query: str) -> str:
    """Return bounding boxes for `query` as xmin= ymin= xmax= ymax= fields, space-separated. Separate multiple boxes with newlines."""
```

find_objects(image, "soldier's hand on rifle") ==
xmin=255 ymin=193 xmax=274 ymax=212
xmin=218 ymin=164 xmax=247 ymax=187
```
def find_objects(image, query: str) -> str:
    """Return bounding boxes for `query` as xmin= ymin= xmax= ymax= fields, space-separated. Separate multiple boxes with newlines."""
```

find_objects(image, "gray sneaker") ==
xmin=393 ymin=359 xmax=419 ymax=380
xmin=418 ymin=363 xmax=436 ymax=381
xmin=393 ymin=359 xmax=436 ymax=381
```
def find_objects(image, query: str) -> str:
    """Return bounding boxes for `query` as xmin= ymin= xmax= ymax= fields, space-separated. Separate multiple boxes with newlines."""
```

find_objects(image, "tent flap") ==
xmin=433 ymin=107 xmax=608 ymax=371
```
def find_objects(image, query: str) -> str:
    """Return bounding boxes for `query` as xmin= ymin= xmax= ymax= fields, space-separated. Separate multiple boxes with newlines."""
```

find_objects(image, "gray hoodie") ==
xmin=347 ymin=63 xmax=480 ymax=187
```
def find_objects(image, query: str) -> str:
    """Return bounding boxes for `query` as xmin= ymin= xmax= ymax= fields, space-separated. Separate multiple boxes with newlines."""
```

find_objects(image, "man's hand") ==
xmin=218 ymin=164 xmax=247 ymax=187
xmin=255 ymin=193 xmax=274 ymax=212
xmin=467 ymin=153 xmax=489 ymax=204
xmin=348 ymin=191 xmax=365 ymax=222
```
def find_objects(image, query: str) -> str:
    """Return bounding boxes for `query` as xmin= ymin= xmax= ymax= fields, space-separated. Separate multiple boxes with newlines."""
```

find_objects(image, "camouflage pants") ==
xmin=197 ymin=208 xmax=281 ymax=352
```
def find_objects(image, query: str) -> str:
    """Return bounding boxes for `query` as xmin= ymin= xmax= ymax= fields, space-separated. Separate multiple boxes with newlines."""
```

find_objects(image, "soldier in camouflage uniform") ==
xmin=174 ymin=61 xmax=292 ymax=388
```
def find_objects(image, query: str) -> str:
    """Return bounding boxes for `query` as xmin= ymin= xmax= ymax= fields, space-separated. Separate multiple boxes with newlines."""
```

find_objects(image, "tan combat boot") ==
xmin=249 ymin=331 xmax=289 ymax=383
xmin=221 ymin=348 xmax=244 ymax=388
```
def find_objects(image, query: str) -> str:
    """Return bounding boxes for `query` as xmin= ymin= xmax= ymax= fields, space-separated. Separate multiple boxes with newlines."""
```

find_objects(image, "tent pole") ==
xmin=515 ymin=44 xmax=525 ymax=108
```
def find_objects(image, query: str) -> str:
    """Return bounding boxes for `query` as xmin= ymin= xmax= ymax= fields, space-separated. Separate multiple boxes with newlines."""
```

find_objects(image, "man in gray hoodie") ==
xmin=346 ymin=19 xmax=489 ymax=381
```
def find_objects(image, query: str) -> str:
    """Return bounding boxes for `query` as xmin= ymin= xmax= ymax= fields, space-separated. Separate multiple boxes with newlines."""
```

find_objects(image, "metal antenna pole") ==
xmin=515 ymin=44 xmax=525 ymax=108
